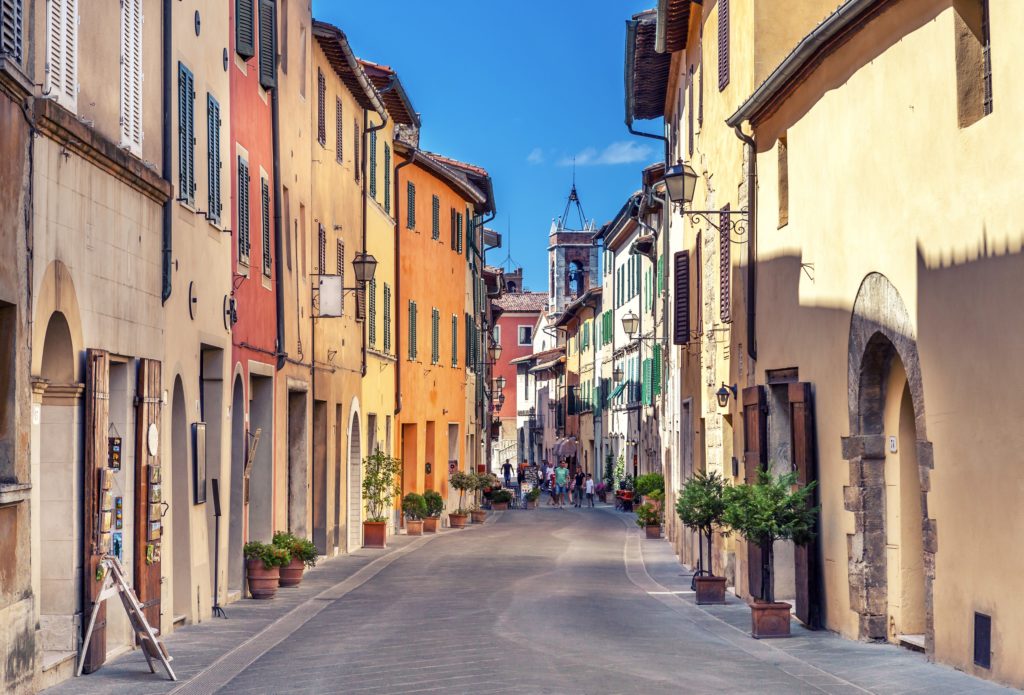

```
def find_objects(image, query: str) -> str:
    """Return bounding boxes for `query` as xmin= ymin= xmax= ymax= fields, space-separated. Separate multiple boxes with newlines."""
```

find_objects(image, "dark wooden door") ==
xmin=82 ymin=349 xmax=109 ymax=673
xmin=742 ymin=385 xmax=767 ymax=600
xmin=789 ymin=381 xmax=821 ymax=628
xmin=134 ymin=359 xmax=163 ymax=634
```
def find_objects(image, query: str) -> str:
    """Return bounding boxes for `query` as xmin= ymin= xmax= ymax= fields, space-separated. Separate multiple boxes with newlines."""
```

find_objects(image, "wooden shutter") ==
xmin=673 ymin=251 xmax=690 ymax=345
xmin=383 ymin=283 xmax=392 ymax=352
xmin=317 ymin=223 xmax=326 ymax=274
xmin=383 ymin=144 xmax=391 ymax=214
xmin=207 ymin=95 xmax=222 ymax=224
xmin=236 ymin=0 xmax=255 ymax=59
xmin=46 ymin=0 xmax=77 ymax=110
xmin=688 ymin=66 xmax=694 ymax=156
xmin=742 ymin=385 xmax=768 ymax=600
xmin=237 ymin=157 xmax=250 ymax=262
xmin=355 ymin=284 xmax=365 ymax=321
xmin=261 ymin=178 xmax=271 ymax=275
xmin=789 ymin=382 xmax=822 ymax=628
xmin=406 ymin=182 xmax=415 ymax=229
xmin=1 ymin=0 xmax=24 ymax=63
xmin=431 ymin=195 xmax=440 ymax=239
xmin=456 ymin=212 xmax=463 ymax=254
xmin=451 ymin=314 xmax=458 ymax=367
xmin=368 ymin=279 xmax=377 ymax=346
xmin=119 ymin=0 xmax=142 ymax=153
xmin=353 ymin=120 xmax=360 ymax=181
xmin=408 ymin=301 xmax=417 ymax=360
xmin=82 ymin=349 xmax=109 ymax=673
xmin=720 ymin=206 xmax=731 ymax=322
xmin=369 ymin=130 xmax=377 ymax=199
xmin=431 ymin=308 xmax=439 ymax=364
xmin=718 ymin=0 xmax=730 ymax=90
xmin=695 ymin=232 xmax=702 ymax=335
xmin=336 ymin=240 xmax=345 ymax=315
xmin=316 ymin=69 xmax=326 ymax=145
xmin=258 ymin=0 xmax=276 ymax=89
xmin=134 ymin=359 xmax=162 ymax=637
xmin=335 ymin=98 xmax=343 ymax=162
xmin=450 ymin=208 xmax=457 ymax=249
xmin=178 ymin=64 xmax=195 ymax=205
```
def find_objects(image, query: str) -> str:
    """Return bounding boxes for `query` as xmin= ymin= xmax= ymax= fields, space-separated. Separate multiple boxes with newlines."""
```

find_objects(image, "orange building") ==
xmin=393 ymin=141 xmax=492 ymax=506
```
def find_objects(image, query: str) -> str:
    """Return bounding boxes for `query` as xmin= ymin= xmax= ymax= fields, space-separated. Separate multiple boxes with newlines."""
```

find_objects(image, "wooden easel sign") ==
xmin=77 ymin=555 xmax=176 ymax=681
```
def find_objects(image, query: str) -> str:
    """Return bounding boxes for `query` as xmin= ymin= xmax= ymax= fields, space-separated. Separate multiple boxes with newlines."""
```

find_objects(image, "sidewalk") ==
xmin=42 ymin=523 xmax=478 ymax=695
xmin=632 ymin=520 xmax=1015 ymax=694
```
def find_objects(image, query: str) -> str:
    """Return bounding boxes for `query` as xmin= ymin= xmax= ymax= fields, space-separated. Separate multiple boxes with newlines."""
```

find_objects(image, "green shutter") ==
xmin=369 ymin=130 xmax=377 ymax=199
xmin=369 ymin=278 xmax=377 ymax=346
xmin=383 ymin=143 xmax=391 ymax=214
xmin=432 ymin=195 xmax=440 ymax=239
xmin=178 ymin=63 xmax=195 ymax=205
xmin=408 ymin=301 xmax=417 ymax=360
xmin=451 ymin=314 xmax=458 ymax=367
xmin=652 ymin=344 xmax=662 ymax=396
xmin=456 ymin=212 xmax=463 ymax=254
xmin=431 ymin=308 xmax=439 ymax=364
xmin=407 ymin=182 xmax=416 ymax=229
xmin=657 ymin=255 xmax=665 ymax=295
xmin=1 ymin=0 xmax=24 ymax=63
xmin=383 ymin=283 xmax=392 ymax=353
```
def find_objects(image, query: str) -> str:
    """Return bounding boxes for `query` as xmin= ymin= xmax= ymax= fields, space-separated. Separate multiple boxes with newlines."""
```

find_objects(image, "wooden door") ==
xmin=742 ymin=385 xmax=767 ymax=600
xmin=134 ymin=359 xmax=163 ymax=633
xmin=82 ymin=349 xmax=109 ymax=673
xmin=789 ymin=381 xmax=822 ymax=628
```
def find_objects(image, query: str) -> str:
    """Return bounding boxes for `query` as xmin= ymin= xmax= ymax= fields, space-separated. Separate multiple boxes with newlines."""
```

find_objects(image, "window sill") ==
xmin=0 ymin=482 xmax=32 ymax=506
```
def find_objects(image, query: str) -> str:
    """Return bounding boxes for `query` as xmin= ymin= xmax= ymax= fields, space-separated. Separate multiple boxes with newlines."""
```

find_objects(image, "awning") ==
xmin=609 ymin=382 xmax=627 ymax=401
xmin=554 ymin=436 xmax=578 ymax=459
xmin=530 ymin=356 xmax=565 ymax=373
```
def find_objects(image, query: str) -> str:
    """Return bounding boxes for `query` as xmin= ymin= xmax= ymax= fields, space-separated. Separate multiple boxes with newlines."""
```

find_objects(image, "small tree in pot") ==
xmin=472 ymin=473 xmax=499 ymax=521
xmin=362 ymin=450 xmax=402 ymax=548
xmin=448 ymin=471 xmax=475 ymax=528
xmin=422 ymin=489 xmax=444 ymax=533
xmin=272 ymin=531 xmax=317 ymax=588
xmin=490 ymin=488 xmax=513 ymax=510
xmin=244 ymin=541 xmax=291 ymax=599
xmin=634 ymin=472 xmax=665 ymax=506
xmin=676 ymin=471 xmax=729 ymax=604
xmin=635 ymin=502 xmax=662 ymax=539
xmin=723 ymin=469 xmax=818 ymax=638
xmin=402 ymin=492 xmax=427 ymax=535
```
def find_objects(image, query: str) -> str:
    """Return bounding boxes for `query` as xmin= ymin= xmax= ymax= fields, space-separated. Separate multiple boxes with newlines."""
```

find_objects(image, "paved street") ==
xmin=50 ymin=508 xmax=1015 ymax=695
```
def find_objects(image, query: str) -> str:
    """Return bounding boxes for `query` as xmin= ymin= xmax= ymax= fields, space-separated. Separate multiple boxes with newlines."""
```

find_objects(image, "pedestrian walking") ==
xmin=573 ymin=468 xmax=585 ymax=507
xmin=585 ymin=473 xmax=595 ymax=508
xmin=517 ymin=460 xmax=526 ymax=486
xmin=555 ymin=460 xmax=570 ymax=508
xmin=501 ymin=459 xmax=513 ymax=487
xmin=548 ymin=468 xmax=558 ymax=506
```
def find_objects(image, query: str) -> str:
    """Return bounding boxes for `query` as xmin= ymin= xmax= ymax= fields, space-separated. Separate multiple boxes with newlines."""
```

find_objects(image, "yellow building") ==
xmin=725 ymin=0 xmax=1023 ymax=686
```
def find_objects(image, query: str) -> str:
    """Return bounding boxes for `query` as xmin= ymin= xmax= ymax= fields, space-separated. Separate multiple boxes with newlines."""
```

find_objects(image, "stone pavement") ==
xmin=45 ymin=506 xmax=1017 ymax=694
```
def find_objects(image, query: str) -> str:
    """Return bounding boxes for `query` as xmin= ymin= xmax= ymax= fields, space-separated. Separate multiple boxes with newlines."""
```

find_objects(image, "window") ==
xmin=1 ymin=0 xmax=24 ymax=63
xmin=369 ymin=130 xmax=377 ymax=199
xmin=778 ymin=135 xmax=789 ymax=227
xmin=335 ymin=97 xmax=343 ymax=163
xmin=261 ymin=177 xmax=271 ymax=276
xmin=518 ymin=325 xmax=532 ymax=346
xmin=336 ymin=239 xmax=344 ymax=315
xmin=207 ymin=95 xmax=222 ymax=224
xmin=257 ymin=0 xmax=276 ymax=89
xmin=316 ymin=68 xmax=326 ymax=145
xmin=178 ymin=64 xmax=195 ymax=205
xmin=717 ymin=0 xmax=729 ymax=91
xmin=406 ymin=182 xmax=416 ymax=229
xmin=720 ymin=205 xmax=731 ymax=322
xmin=369 ymin=278 xmax=377 ymax=346
xmin=673 ymin=251 xmax=690 ymax=345
xmin=451 ymin=314 xmax=458 ymax=367
xmin=408 ymin=301 xmax=418 ymax=360
xmin=383 ymin=143 xmax=391 ymax=214
xmin=431 ymin=308 xmax=440 ymax=365
xmin=955 ymin=0 xmax=993 ymax=126
xmin=450 ymin=208 xmax=457 ymax=250
xmin=353 ymin=120 xmax=360 ymax=181
xmin=456 ymin=212 xmax=463 ymax=254
xmin=431 ymin=195 xmax=440 ymax=239
xmin=235 ymin=0 xmax=255 ymax=59
xmin=383 ymin=283 xmax=392 ymax=353
xmin=317 ymin=222 xmax=326 ymax=274
xmin=119 ymin=0 xmax=142 ymax=153
xmin=237 ymin=156 xmax=250 ymax=264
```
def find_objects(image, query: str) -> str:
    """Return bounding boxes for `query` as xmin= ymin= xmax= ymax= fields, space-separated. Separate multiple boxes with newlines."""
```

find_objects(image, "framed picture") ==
xmin=192 ymin=422 xmax=207 ymax=504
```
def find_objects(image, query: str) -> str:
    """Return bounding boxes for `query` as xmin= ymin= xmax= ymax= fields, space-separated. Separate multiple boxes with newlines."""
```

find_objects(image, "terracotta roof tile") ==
xmin=492 ymin=292 xmax=548 ymax=313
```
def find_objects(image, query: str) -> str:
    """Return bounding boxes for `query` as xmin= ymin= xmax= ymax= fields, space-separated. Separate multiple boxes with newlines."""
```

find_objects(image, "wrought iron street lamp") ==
xmin=351 ymin=252 xmax=378 ymax=284
xmin=662 ymin=161 xmax=699 ymax=205
xmin=487 ymin=341 xmax=502 ymax=363
xmin=613 ymin=365 xmax=624 ymax=382
xmin=716 ymin=383 xmax=737 ymax=408
xmin=621 ymin=311 xmax=640 ymax=339
xmin=495 ymin=376 xmax=506 ymax=391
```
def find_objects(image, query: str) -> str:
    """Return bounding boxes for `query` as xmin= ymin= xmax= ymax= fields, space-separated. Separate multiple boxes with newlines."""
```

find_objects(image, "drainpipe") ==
xmin=392 ymin=154 xmax=414 ymax=415
xmin=160 ymin=0 xmax=173 ymax=304
xmin=731 ymin=124 xmax=757 ymax=361
xmin=272 ymin=85 xmax=286 ymax=369
xmin=654 ymin=189 xmax=670 ymax=415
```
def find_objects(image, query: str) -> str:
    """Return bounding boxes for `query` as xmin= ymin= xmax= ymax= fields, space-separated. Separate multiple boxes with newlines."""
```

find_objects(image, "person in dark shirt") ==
xmin=501 ymin=459 xmax=513 ymax=486
xmin=573 ymin=468 xmax=586 ymax=507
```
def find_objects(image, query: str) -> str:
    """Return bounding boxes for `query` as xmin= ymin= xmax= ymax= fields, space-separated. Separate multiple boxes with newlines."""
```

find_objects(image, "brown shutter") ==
xmin=672 ymin=251 xmax=690 ymax=345
xmin=688 ymin=66 xmax=694 ymax=157
xmin=789 ymin=381 xmax=822 ymax=628
xmin=742 ymin=385 xmax=767 ymax=600
xmin=134 ymin=359 xmax=163 ymax=634
xmin=720 ymin=205 xmax=731 ymax=322
xmin=695 ymin=232 xmax=703 ymax=336
xmin=718 ymin=0 xmax=730 ymax=91
xmin=316 ymin=69 xmax=326 ymax=145
xmin=82 ymin=349 xmax=110 ymax=673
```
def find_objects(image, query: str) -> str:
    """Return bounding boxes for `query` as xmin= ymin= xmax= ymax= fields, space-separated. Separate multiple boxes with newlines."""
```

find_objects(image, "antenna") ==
xmin=499 ymin=215 xmax=521 ymax=274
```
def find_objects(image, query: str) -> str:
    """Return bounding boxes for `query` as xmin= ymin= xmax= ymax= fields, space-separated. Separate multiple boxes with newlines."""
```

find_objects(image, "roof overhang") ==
xmin=312 ymin=21 xmax=387 ymax=115
xmin=359 ymin=59 xmax=420 ymax=128
xmin=554 ymin=287 xmax=603 ymax=327
xmin=625 ymin=10 xmax=671 ymax=124
xmin=603 ymin=192 xmax=643 ymax=251
xmin=656 ymin=0 xmax=695 ymax=54
xmin=530 ymin=356 xmax=566 ymax=374
xmin=393 ymin=141 xmax=486 ymax=205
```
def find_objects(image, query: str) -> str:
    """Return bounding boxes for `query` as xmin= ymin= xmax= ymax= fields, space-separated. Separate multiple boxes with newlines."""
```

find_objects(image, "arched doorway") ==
xmin=347 ymin=412 xmax=361 ymax=552
xmin=170 ymin=377 xmax=192 ymax=622
xmin=844 ymin=273 xmax=934 ymax=651
xmin=37 ymin=312 xmax=82 ymax=656
xmin=228 ymin=375 xmax=245 ymax=593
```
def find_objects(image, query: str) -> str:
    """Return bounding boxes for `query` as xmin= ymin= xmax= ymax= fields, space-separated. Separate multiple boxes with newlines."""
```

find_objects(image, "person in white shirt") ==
xmin=584 ymin=473 xmax=595 ymax=508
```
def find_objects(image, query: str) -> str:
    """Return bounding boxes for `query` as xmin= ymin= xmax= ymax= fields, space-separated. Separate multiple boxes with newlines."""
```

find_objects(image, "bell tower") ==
xmin=548 ymin=178 xmax=598 ymax=314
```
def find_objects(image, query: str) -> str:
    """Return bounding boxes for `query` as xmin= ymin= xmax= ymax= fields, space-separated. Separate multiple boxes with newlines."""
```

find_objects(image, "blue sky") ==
xmin=313 ymin=0 xmax=661 ymax=291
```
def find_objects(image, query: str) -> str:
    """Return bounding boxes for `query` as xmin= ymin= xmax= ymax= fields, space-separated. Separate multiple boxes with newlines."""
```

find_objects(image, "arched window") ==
xmin=567 ymin=261 xmax=583 ymax=296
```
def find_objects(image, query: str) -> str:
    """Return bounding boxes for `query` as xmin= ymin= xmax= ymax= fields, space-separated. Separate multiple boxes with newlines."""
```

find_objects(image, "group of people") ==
xmin=500 ymin=458 xmax=595 ymax=509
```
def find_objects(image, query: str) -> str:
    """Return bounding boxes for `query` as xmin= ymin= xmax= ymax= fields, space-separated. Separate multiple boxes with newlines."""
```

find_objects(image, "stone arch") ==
xmin=842 ymin=272 xmax=936 ymax=653
xmin=32 ymin=261 xmax=84 ymax=382
xmin=346 ymin=398 xmax=362 ymax=552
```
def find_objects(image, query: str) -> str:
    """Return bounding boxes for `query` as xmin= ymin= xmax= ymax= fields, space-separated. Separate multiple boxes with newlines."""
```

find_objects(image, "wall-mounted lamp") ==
xmin=613 ymin=365 xmax=624 ymax=383
xmin=716 ymin=383 xmax=738 ymax=408
xmin=621 ymin=311 xmax=639 ymax=339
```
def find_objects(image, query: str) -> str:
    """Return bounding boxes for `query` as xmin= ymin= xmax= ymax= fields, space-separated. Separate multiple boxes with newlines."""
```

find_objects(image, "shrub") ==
xmin=634 ymin=472 xmax=665 ymax=497
xmin=526 ymin=487 xmax=541 ymax=502
xmin=490 ymin=489 xmax=513 ymax=504
xmin=634 ymin=502 xmax=662 ymax=528
xmin=449 ymin=471 xmax=475 ymax=513
xmin=244 ymin=541 xmax=291 ymax=569
xmin=272 ymin=531 xmax=318 ymax=568
xmin=423 ymin=489 xmax=444 ymax=518
xmin=402 ymin=492 xmax=427 ymax=520
xmin=362 ymin=450 xmax=402 ymax=522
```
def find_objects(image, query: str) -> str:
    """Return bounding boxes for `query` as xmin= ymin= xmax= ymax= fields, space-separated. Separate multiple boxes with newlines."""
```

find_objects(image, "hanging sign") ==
xmin=108 ymin=436 xmax=122 ymax=469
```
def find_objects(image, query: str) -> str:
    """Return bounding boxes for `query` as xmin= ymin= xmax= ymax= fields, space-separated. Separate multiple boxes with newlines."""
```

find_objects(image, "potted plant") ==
xmin=272 ymin=531 xmax=317 ymax=588
xmin=362 ymin=450 xmax=402 ymax=548
xmin=723 ymin=470 xmax=818 ymax=638
xmin=635 ymin=502 xmax=662 ymax=539
xmin=402 ymin=492 xmax=427 ymax=535
xmin=472 ymin=473 xmax=498 ymax=522
xmin=595 ymin=482 xmax=608 ymax=504
xmin=526 ymin=487 xmax=541 ymax=509
xmin=244 ymin=541 xmax=290 ymax=599
xmin=490 ymin=489 xmax=513 ymax=510
xmin=422 ymin=489 xmax=444 ymax=533
xmin=634 ymin=472 xmax=665 ymax=507
xmin=448 ymin=471 xmax=474 ymax=528
xmin=676 ymin=471 xmax=729 ymax=604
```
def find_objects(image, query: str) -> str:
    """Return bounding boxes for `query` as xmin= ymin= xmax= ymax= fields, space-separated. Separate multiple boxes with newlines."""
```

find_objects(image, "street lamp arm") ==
xmin=685 ymin=209 xmax=749 ymax=239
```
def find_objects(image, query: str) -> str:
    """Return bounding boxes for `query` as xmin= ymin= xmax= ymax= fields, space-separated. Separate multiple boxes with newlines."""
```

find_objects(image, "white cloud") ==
xmin=526 ymin=147 xmax=545 ymax=164
xmin=558 ymin=141 xmax=653 ymax=166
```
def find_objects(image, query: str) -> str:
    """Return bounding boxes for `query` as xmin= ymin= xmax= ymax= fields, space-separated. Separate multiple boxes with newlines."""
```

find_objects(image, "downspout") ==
xmin=272 ymin=85 xmax=286 ymax=368
xmin=732 ymin=124 xmax=757 ymax=361
xmin=160 ymin=0 xmax=172 ymax=304
xmin=392 ymin=154 xmax=414 ymax=415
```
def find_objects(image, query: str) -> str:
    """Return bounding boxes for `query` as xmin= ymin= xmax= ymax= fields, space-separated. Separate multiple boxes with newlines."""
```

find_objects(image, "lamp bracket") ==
xmin=685 ymin=208 xmax=749 ymax=241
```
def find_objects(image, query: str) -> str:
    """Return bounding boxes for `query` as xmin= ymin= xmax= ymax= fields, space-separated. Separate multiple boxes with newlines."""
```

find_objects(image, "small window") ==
xmin=778 ymin=135 xmax=789 ymax=227
xmin=955 ymin=0 xmax=992 ymax=126
xmin=518 ymin=325 xmax=533 ymax=346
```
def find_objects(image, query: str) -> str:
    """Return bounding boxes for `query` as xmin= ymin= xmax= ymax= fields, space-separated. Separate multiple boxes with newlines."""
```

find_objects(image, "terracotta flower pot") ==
xmin=363 ymin=520 xmax=387 ymax=548
xmin=449 ymin=513 xmax=468 ymax=528
xmin=492 ymin=502 xmax=508 ymax=511
xmin=645 ymin=524 xmax=661 ymax=540
xmin=406 ymin=519 xmax=424 ymax=536
xmin=279 ymin=556 xmax=305 ymax=588
xmin=246 ymin=558 xmax=280 ymax=599
xmin=694 ymin=575 xmax=727 ymax=605
xmin=423 ymin=517 xmax=439 ymax=533
xmin=750 ymin=601 xmax=792 ymax=638
xmin=526 ymin=499 xmax=538 ymax=509
xmin=471 ymin=510 xmax=487 ymax=524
